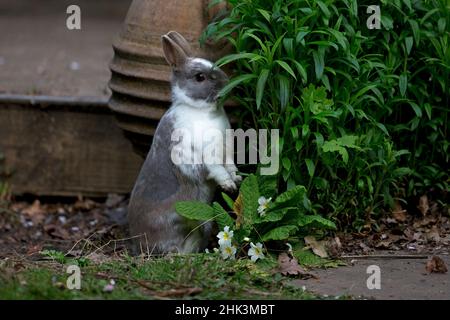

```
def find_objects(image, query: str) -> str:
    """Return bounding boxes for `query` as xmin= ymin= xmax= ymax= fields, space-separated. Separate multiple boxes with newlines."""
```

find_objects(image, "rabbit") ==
xmin=128 ymin=31 xmax=242 ymax=255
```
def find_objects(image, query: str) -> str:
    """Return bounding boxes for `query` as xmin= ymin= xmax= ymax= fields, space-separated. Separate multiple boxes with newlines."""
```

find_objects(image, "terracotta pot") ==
xmin=108 ymin=0 xmax=229 ymax=157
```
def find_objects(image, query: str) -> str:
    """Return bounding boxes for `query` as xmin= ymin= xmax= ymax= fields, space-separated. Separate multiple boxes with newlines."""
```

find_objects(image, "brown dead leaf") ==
xmin=304 ymin=236 xmax=328 ymax=258
xmin=43 ymin=224 xmax=70 ymax=239
xmin=26 ymin=244 xmax=43 ymax=256
xmin=392 ymin=201 xmax=407 ymax=222
xmin=425 ymin=256 xmax=448 ymax=274
xmin=425 ymin=226 xmax=441 ymax=243
xmin=417 ymin=195 xmax=429 ymax=216
xmin=233 ymin=193 xmax=243 ymax=228
xmin=375 ymin=240 xmax=393 ymax=249
xmin=413 ymin=215 xmax=437 ymax=228
xmin=359 ymin=242 xmax=372 ymax=254
xmin=22 ymin=200 xmax=46 ymax=224
xmin=274 ymin=253 xmax=317 ymax=279
xmin=74 ymin=198 xmax=97 ymax=211
xmin=326 ymin=237 xmax=342 ymax=258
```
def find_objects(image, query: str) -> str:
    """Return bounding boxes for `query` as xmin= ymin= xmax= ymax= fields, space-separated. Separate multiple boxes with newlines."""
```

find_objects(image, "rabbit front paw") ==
xmin=220 ymin=179 xmax=237 ymax=193
xmin=231 ymin=172 xmax=242 ymax=185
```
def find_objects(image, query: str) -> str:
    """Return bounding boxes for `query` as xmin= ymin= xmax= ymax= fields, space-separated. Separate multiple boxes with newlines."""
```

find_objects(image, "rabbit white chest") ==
xmin=170 ymin=103 xmax=230 ymax=180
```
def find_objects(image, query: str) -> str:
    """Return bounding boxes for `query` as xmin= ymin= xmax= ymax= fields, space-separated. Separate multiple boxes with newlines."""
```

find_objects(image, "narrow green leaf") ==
xmin=296 ymin=30 xmax=310 ymax=44
xmin=221 ymin=192 xmax=235 ymax=210
xmin=291 ymin=59 xmax=308 ymax=82
xmin=408 ymin=101 xmax=422 ymax=118
xmin=275 ymin=60 xmax=297 ymax=80
xmin=215 ymin=53 xmax=262 ymax=67
xmin=408 ymin=19 xmax=420 ymax=45
xmin=257 ymin=9 xmax=271 ymax=23
xmin=405 ymin=37 xmax=413 ymax=55
xmin=305 ymin=159 xmax=315 ymax=177
xmin=256 ymin=69 xmax=270 ymax=110
xmin=399 ymin=73 xmax=408 ymax=97
xmin=291 ymin=127 xmax=299 ymax=139
xmin=218 ymin=74 xmax=257 ymax=98
xmin=313 ymin=50 xmax=325 ymax=80
xmin=282 ymin=157 xmax=292 ymax=171
xmin=316 ymin=1 xmax=331 ymax=17
xmin=402 ymin=0 xmax=412 ymax=11
xmin=424 ymin=103 xmax=432 ymax=120
xmin=278 ymin=75 xmax=290 ymax=110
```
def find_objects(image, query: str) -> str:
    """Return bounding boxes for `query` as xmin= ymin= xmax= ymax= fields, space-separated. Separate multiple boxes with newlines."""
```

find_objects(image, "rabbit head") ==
xmin=162 ymin=31 xmax=229 ymax=108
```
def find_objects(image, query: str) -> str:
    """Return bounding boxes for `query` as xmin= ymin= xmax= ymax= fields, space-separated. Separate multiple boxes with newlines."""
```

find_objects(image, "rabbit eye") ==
xmin=195 ymin=73 xmax=206 ymax=82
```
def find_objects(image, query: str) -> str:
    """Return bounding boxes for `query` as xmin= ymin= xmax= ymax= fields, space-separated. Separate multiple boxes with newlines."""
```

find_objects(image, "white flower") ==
xmin=257 ymin=197 xmax=272 ymax=217
xmin=243 ymin=237 xmax=250 ymax=242
xmin=217 ymin=226 xmax=234 ymax=246
xmin=248 ymin=242 xmax=264 ymax=262
xmin=103 ymin=279 xmax=115 ymax=293
xmin=204 ymin=248 xmax=210 ymax=253
xmin=220 ymin=243 xmax=237 ymax=260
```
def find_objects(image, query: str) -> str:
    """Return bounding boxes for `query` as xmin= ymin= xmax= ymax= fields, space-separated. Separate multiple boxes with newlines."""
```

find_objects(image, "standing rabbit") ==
xmin=128 ymin=31 xmax=241 ymax=254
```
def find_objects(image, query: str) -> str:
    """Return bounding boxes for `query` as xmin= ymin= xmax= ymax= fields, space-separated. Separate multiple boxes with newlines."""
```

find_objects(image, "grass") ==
xmin=0 ymin=253 xmax=325 ymax=300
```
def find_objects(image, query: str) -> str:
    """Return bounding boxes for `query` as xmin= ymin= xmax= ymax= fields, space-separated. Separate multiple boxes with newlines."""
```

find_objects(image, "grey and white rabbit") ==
xmin=128 ymin=31 xmax=241 ymax=254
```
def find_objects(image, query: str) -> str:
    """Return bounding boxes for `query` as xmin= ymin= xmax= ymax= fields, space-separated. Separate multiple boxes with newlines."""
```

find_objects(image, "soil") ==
xmin=0 ymin=0 xmax=131 ymax=98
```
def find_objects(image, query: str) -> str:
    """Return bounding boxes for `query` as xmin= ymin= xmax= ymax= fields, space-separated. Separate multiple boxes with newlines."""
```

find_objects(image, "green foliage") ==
xmin=176 ymin=175 xmax=336 ymax=245
xmin=204 ymin=0 xmax=449 ymax=229
xmin=40 ymin=250 xmax=67 ymax=264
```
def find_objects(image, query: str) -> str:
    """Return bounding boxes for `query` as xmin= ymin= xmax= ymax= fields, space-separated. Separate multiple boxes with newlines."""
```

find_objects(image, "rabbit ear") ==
xmin=166 ymin=31 xmax=193 ymax=57
xmin=162 ymin=34 xmax=187 ymax=69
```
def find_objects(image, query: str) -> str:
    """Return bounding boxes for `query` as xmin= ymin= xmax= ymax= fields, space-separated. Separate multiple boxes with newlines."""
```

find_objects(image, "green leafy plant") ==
xmin=203 ymin=0 xmax=449 ymax=229
xmin=175 ymin=174 xmax=336 ymax=255
xmin=40 ymin=250 xmax=68 ymax=264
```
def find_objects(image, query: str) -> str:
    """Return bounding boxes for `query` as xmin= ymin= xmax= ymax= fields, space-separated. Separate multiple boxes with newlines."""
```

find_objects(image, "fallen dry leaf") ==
xmin=326 ymin=237 xmax=342 ymax=258
xmin=74 ymin=198 xmax=97 ymax=211
xmin=304 ymin=236 xmax=328 ymax=258
xmin=26 ymin=244 xmax=43 ymax=256
xmin=22 ymin=200 xmax=46 ymax=224
xmin=375 ymin=240 xmax=393 ymax=249
xmin=233 ymin=194 xmax=243 ymax=228
xmin=417 ymin=195 xmax=430 ymax=216
xmin=425 ymin=256 xmax=448 ymax=274
xmin=274 ymin=253 xmax=316 ymax=278
xmin=43 ymin=224 xmax=70 ymax=239
xmin=425 ymin=226 xmax=441 ymax=243
xmin=392 ymin=201 xmax=407 ymax=222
